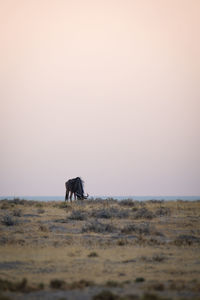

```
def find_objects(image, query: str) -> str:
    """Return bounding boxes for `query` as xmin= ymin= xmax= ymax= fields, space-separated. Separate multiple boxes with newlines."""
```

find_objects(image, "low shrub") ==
xmin=155 ymin=207 xmax=171 ymax=217
xmin=0 ymin=278 xmax=29 ymax=292
xmin=117 ymin=239 xmax=128 ymax=246
xmin=141 ymin=293 xmax=168 ymax=300
xmin=119 ymin=199 xmax=136 ymax=207
xmin=13 ymin=209 xmax=22 ymax=217
xmin=173 ymin=235 xmax=200 ymax=246
xmin=121 ymin=223 xmax=150 ymax=235
xmin=88 ymin=252 xmax=98 ymax=257
xmin=134 ymin=208 xmax=155 ymax=219
xmin=39 ymin=224 xmax=49 ymax=232
xmin=91 ymin=207 xmax=129 ymax=219
xmin=69 ymin=210 xmax=87 ymax=220
xmin=35 ymin=203 xmax=43 ymax=208
xmin=50 ymin=279 xmax=66 ymax=289
xmin=82 ymin=220 xmax=116 ymax=233
xmin=1 ymin=215 xmax=17 ymax=226
xmin=70 ymin=279 xmax=94 ymax=289
xmin=0 ymin=203 xmax=11 ymax=210
xmin=0 ymin=293 xmax=12 ymax=300
xmin=93 ymin=290 xmax=120 ymax=300
xmin=106 ymin=280 xmax=122 ymax=287
xmin=135 ymin=277 xmax=145 ymax=282
xmin=37 ymin=208 xmax=45 ymax=214
xmin=152 ymin=254 xmax=166 ymax=262
xmin=56 ymin=202 xmax=71 ymax=209
xmin=149 ymin=282 xmax=165 ymax=291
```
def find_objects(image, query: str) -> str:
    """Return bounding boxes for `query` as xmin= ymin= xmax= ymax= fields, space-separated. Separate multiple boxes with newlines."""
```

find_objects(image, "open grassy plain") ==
xmin=0 ymin=198 xmax=200 ymax=300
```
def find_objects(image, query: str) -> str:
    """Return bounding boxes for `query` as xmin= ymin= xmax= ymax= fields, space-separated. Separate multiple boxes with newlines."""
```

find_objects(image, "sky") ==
xmin=0 ymin=0 xmax=200 ymax=197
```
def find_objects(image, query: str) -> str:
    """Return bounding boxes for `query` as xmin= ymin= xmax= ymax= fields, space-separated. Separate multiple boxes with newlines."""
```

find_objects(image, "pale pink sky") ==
xmin=0 ymin=0 xmax=200 ymax=196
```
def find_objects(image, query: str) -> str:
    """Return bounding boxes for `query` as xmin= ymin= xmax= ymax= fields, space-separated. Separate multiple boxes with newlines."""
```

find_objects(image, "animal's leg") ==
xmin=65 ymin=190 xmax=69 ymax=201
xmin=69 ymin=191 xmax=73 ymax=202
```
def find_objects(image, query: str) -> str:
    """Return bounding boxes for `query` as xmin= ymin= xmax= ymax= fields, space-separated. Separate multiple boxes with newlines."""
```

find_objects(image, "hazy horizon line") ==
xmin=1 ymin=195 xmax=200 ymax=198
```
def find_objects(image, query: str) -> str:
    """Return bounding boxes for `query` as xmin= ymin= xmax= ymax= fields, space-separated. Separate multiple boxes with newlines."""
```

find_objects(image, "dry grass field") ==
xmin=0 ymin=198 xmax=200 ymax=300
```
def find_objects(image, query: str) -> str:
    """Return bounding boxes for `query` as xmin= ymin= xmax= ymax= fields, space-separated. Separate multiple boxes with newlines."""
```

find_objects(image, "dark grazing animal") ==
xmin=65 ymin=177 xmax=88 ymax=201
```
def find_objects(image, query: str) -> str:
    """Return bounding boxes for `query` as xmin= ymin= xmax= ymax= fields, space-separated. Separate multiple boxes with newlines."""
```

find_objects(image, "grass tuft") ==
xmin=1 ymin=215 xmax=17 ymax=226
xmin=82 ymin=220 xmax=116 ymax=233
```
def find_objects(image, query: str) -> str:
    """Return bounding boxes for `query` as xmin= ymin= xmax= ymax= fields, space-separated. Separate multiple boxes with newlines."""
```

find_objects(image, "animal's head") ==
xmin=76 ymin=192 xmax=89 ymax=200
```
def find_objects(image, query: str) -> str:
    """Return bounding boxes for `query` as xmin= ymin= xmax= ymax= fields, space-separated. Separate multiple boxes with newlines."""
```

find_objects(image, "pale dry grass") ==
xmin=0 ymin=199 xmax=200 ymax=298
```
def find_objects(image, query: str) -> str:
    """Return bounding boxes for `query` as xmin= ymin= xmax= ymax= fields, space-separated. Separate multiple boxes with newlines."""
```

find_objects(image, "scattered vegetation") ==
xmin=0 ymin=199 xmax=199 ymax=300
xmin=88 ymin=251 xmax=98 ymax=257
xmin=91 ymin=207 xmax=129 ymax=219
xmin=154 ymin=207 xmax=171 ymax=217
xmin=82 ymin=220 xmax=116 ymax=233
xmin=93 ymin=290 xmax=120 ymax=300
xmin=0 ymin=278 xmax=33 ymax=292
xmin=93 ymin=290 xmax=146 ymax=300
xmin=173 ymin=235 xmax=200 ymax=246
xmin=121 ymin=223 xmax=150 ymax=235
xmin=106 ymin=280 xmax=123 ymax=287
xmin=50 ymin=279 xmax=66 ymax=289
xmin=13 ymin=209 xmax=22 ymax=217
xmin=135 ymin=277 xmax=145 ymax=283
xmin=35 ymin=202 xmax=43 ymax=208
xmin=117 ymin=239 xmax=128 ymax=246
xmin=49 ymin=279 xmax=94 ymax=290
xmin=133 ymin=208 xmax=155 ymax=219
xmin=37 ymin=208 xmax=45 ymax=214
xmin=1 ymin=215 xmax=17 ymax=226
xmin=68 ymin=209 xmax=87 ymax=220
xmin=39 ymin=224 xmax=49 ymax=232
xmin=119 ymin=199 xmax=136 ymax=207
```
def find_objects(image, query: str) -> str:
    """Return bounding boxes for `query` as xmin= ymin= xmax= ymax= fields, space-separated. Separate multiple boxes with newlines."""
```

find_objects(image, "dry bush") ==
xmin=93 ymin=290 xmax=120 ymax=300
xmin=37 ymin=208 xmax=45 ymax=214
xmin=50 ymin=279 xmax=94 ymax=290
xmin=0 ymin=201 xmax=15 ymax=210
xmin=70 ymin=279 xmax=94 ymax=289
xmin=154 ymin=207 xmax=171 ymax=217
xmin=35 ymin=202 xmax=43 ymax=208
xmin=173 ymin=235 xmax=200 ymax=246
xmin=82 ymin=220 xmax=116 ymax=233
xmin=140 ymin=254 xmax=166 ymax=263
xmin=93 ymin=290 xmax=139 ymax=300
xmin=88 ymin=251 xmax=98 ymax=257
xmin=133 ymin=208 xmax=155 ymax=219
xmin=13 ymin=209 xmax=22 ymax=217
xmin=142 ymin=292 xmax=167 ymax=300
xmin=85 ymin=198 xmax=105 ymax=204
xmin=86 ymin=198 xmax=118 ymax=205
xmin=152 ymin=254 xmax=166 ymax=262
xmin=1 ymin=215 xmax=17 ymax=226
xmin=121 ymin=223 xmax=150 ymax=235
xmin=135 ymin=277 xmax=145 ymax=282
xmin=0 ymin=203 xmax=11 ymax=210
xmin=118 ymin=199 xmax=136 ymax=207
xmin=0 ymin=278 xmax=34 ymax=292
xmin=148 ymin=282 xmax=165 ymax=291
xmin=117 ymin=239 xmax=129 ymax=246
xmin=69 ymin=209 xmax=88 ymax=220
xmin=147 ymin=200 xmax=164 ymax=204
xmin=91 ymin=207 xmax=129 ymax=219
xmin=54 ymin=202 xmax=72 ymax=210
xmin=39 ymin=224 xmax=49 ymax=232
xmin=50 ymin=279 xmax=66 ymax=289
xmin=106 ymin=280 xmax=123 ymax=287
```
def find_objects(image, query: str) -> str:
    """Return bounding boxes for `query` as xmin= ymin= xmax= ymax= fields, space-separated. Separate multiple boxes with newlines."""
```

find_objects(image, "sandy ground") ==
xmin=0 ymin=198 xmax=200 ymax=300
